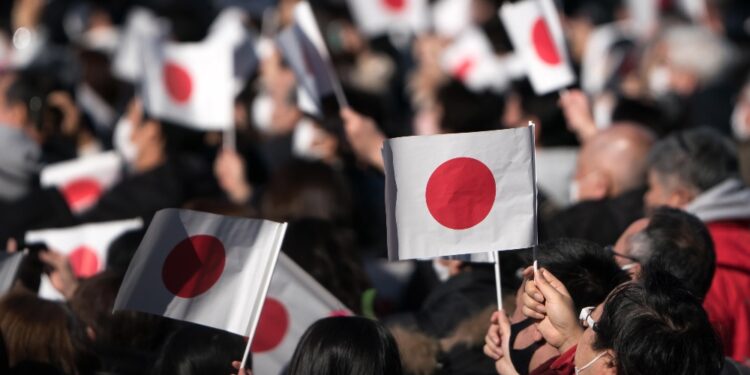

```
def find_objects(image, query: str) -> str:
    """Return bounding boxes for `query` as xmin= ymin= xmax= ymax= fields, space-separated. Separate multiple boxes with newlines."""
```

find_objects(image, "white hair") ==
xmin=662 ymin=25 xmax=735 ymax=84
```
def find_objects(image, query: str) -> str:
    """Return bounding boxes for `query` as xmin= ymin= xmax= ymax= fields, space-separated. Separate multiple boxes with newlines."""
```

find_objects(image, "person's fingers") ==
xmin=522 ymin=304 xmax=546 ymax=320
xmin=483 ymin=343 xmax=501 ymax=360
xmin=522 ymin=266 xmax=535 ymax=279
xmin=231 ymin=361 xmax=241 ymax=370
xmin=6 ymin=238 xmax=17 ymax=253
xmin=487 ymin=324 xmax=500 ymax=346
xmin=534 ymin=268 xmax=562 ymax=301
xmin=38 ymin=250 xmax=63 ymax=266
xmin=524 ymin=279 xmax=544 ymax=303
xmin=540 ymin=268 xmax=570 ymax=296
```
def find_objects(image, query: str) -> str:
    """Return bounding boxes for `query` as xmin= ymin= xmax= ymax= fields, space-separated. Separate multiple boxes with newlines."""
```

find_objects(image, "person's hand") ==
xmin=483 ymin=310 xmax=520 ymax=375
xmin=214 ymin=148 xmax=252 ymax=205
xmin=521 ymin=267 xmax=582 ymax=352
xmin=231 ymin=360 xmax=253 ymax=375
xmin=559 ymin=90 xmax=597 ymax=143
xmin=38 ymin=250 xmax=78 ymax=299
xmin=12 ymin=0 xmax=45 ymax=29
xmin=340 ymin=108 xmax=385 ymax=171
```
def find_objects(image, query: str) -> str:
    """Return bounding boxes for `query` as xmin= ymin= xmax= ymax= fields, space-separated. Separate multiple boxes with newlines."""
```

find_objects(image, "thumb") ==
xmin=534 ymin=268 xmax=562 ymax=301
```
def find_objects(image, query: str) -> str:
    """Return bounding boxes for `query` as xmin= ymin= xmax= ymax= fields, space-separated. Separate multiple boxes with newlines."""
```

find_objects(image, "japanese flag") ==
xmin=277 ymin=2 xmax=347 ymax=118
xmin=25 ymin=218 xmax=143 ymax=300
xmin=141 ymin=35 xmax=234 ymax=131
xmin=0 ymin=252 xmax=25 ymax=296
xmin=499 ymin=0 xmax=575 ymax=95
xmin=432 ymin=0 xmax=472 ymax=38
xmin=112 ymin=7 xmax=168 ymax=82
xmin=251 ymin=253 xmax=351 ymax=374
xmin=347 ymin=0 xmax=429 ymax=37
xmin=383 ymin=126 xmax=537 ymax=260
xmin=440 ymin=27 xmax=511 ymax=93
xmin=40 ymin=151 xmax=123 ymax=214
xmin=113 ymin=209 xmax=287 ymax=337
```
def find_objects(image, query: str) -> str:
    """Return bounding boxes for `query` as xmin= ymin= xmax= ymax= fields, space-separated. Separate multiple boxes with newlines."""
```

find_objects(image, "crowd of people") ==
xmin=0 ymin=0 xmax=750 ymax=374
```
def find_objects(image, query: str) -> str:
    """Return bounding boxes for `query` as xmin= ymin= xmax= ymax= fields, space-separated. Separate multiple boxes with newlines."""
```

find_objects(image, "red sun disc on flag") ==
xmin=250 ymin=297 xmax=290 ymax=353
xmin=62 ymin=178 xmax=102 ymax=212
xmin=382 ymin=0 xmax=406 ymax=12
xmin=453 ymin=58 xmax=476 ymax=82
xmin=531 ymin=18 xmax=561 ymax=65
xmin=69 ymin=246 xmax=100 ymax=277
xmin=163 ymin=62 xmax=193 ymax=104
xmin=161 ymin=235 xmax=226 ymax=298
xmin=329 ymin=309 xmax=351 ymax=317
xmin=425 ymin=157 xmax=496 ymax=230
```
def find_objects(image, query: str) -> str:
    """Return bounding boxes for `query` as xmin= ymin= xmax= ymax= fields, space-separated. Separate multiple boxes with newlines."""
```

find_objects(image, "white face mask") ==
xmin=432 ymin=259 xmax=452 ymax=282
xmin=575 ymin=351 xmax=608 ymax=375
xmin=731 ymin=102 xmax=750 ymax=141
xmin=292 ymin=118 xmax=323 ymax=161
xmin=113 ymin=116 xmax=138 ymax=167
xmin=251 ymin=92 xmax=274 ymax=133
xmin=648 ymin=66 xmax=671 ymax=98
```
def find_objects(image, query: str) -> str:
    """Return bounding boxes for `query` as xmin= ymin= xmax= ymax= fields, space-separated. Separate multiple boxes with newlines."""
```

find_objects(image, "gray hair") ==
xmin=647 ymin=127 xmax=737 ymax=193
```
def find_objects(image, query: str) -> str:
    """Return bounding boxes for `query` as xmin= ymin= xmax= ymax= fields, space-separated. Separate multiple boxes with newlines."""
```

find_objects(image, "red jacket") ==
xmin=529 ymin=345 xmax=576 ymax=375
xmin=703 ymin=220 xmax=750 ymax=365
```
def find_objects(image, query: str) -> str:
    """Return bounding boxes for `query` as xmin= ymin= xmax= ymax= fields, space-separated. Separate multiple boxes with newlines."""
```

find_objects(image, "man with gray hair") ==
xmin=645 ymin=127 xmax=750 ymax=365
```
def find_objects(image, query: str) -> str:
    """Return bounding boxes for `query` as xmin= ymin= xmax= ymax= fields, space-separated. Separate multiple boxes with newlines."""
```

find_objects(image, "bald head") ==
xmin=576 ymin=124 xmax=655 ymax=200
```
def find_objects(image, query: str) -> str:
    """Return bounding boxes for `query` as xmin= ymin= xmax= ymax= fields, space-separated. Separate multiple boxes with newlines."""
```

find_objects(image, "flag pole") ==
xmin=239 ymin=338 xmax=252 ymax=370
xmin=493 ymin=251 xmax=503 ymax=311
xmin=529 ymin=120 xmax=539 ymax=276
xmin=224 ymin=125 xmax=236 ymax=151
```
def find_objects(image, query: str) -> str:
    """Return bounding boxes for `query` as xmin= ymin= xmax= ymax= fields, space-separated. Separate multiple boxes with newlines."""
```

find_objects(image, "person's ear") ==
xmin=587 ymin=171 xmax=611 ymax=200
xmin=603 ymin=350 xmax=618 ymax=374
xmin=627 ymin=263 xmax=642 ymax=280
xmin=667 ymin=185 xmax=697 ymax=208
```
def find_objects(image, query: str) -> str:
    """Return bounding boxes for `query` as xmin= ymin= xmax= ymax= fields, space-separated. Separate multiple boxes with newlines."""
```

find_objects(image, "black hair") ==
xmin=536 ymin=238 xmax=629 ymax=312
xmin=647 ymin=127 xmax=738 ymax=193
xmin=436 ymin=80 xmax=504 ymax=134
xmin=151 ymin=324 xmax=247 ymax=375
xmin=632 ymin=207 xmax=715 ymax=300
xmin=282 ymin=218 xmax=370 ymax=314
xmin=593 ymin=268 xmax=723 ymax=375
xmin=106 ymin=230 xmax=145 ymax=275
xmin=287 ymin=317 xmax=403 ymax=375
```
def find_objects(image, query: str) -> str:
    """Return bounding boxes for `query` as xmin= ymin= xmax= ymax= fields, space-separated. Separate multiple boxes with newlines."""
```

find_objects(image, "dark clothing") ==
xmin=543 ymin=187 xmax=646 ymax=246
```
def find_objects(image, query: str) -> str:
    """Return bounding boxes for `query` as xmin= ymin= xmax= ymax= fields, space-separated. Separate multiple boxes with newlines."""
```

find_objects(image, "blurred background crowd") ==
xmin=0 ymin=0 xmax=750 ymax=374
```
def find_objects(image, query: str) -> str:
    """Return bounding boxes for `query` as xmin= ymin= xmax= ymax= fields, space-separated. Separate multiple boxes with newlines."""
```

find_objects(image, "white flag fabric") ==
xmin=440 ymin=27 xmax=511 ymax=93
xmin=26 ymin=218 xmax=144 ymax=300
xmin=114 ymin=209 xmax=287 ymax=337
xmin=432 ymin=0 xmax=472 ymax=38
xmin=0 ymin=252 xmax=25 ymax=295
xmin=277 ymin=2 xmax=346 ymax=118
xmin=141 ymin=34 xmax=235 ymax=131
xmin=383 ymin=126 xmax=537 ymax=260
xmin=499 ymin=0 xmax=575 ymax=95
xmin=112 ymin=7 xmax=169 ymax=82
xmin=40 ymin=151 xmax=123 ymax=214
xmin=347 ymin=0 xmax=429 ymax=37
xmin=251 ymin=253 xmax=351 ymax=374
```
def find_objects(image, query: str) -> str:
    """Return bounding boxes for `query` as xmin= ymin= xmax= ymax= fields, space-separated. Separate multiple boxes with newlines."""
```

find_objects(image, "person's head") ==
xmin=282 ymin=218 xmax=369 ymax=314
xmin=573 ymin=124 xmax=655 ymax=202
xmin=261 ymin=160 xmax=353 ymax=225
xmin=435 ymin=79 xmax=504 ymax=134
xmin=611 ymin=207 xmax=715 ymax=301
xmin=151 ymin=324 xmax=247 ymax=375
xmin=287 ymin=317 xmax=402 ymax=375
xmin=0 ymin=72 xmax=43 ymax=131
xmin=510 ymin=239 xmax=628 ymax=373
xmin=106 ymin=229 xmax=145 ymax=274
xmin=645 ymin=127 xmax=737 ymax=211
xmin=575 ymin=269 xmax=723 ymax=375
xmin=0 ymin=292 xmax=79 ymax=374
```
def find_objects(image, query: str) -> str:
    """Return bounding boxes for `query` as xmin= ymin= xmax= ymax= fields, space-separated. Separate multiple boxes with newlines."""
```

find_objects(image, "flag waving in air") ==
xmin=25 ymin=218 xmax=144 ymax=300
xmin=141 ymin=34 xmax=235 ymax=131
xmin=114 ymin=209 xmax=287 ymax=337
xmin=347 ymin=0 xmax=429 ymax=37
xmin=383 ymin=126 xmax=537 ymax=260
xmin=499 ymin=0 xmax=575 ymax=95
xmin=40 ymin=151 xmax=123 ymax=214
xmin=277 ymin=2 xmax=347 ymax=119
xmin=251 ymin=253 xmax=351 ymax=374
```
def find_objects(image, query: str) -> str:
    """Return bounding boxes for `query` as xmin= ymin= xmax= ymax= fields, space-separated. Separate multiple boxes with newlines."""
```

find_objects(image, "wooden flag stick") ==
xmin=493 ymin=251 xmax=503 ymax=311
xmin=240 ymin=333 xmax=252 ymax=370
xmin=528 ymin=120 xmax=539 ymax=277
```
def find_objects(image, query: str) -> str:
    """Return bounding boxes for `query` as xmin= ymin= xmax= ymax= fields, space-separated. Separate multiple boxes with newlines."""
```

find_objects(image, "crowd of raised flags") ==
xmin=0 ymin=0 xmax=750 ymax=374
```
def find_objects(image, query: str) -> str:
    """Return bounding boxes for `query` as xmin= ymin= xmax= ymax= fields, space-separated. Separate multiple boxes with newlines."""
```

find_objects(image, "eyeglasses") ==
xmin=604 ymin=245 xmax=641 ymax=264
xmin=579 ymin=306 xmax=597 ymax=330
